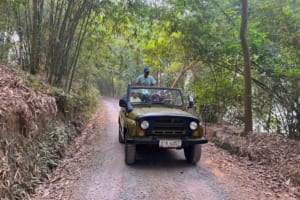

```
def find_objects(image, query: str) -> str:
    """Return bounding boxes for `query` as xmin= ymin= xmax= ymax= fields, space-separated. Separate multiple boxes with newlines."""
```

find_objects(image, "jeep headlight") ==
xmin=189 ymin=121 xmax=198 ymax=130
xmin=140 ymin=120 xmax=149 ymax=130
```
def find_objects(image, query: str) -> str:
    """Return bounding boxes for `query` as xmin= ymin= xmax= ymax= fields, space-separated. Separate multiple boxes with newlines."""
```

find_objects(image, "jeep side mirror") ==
xmin=119 ymin=99 xmax=127 ymax=107
xmin=119 ymin=99 xmax=133 ymax=113
xmin=126 ymin=102 xmax=133 ymax=112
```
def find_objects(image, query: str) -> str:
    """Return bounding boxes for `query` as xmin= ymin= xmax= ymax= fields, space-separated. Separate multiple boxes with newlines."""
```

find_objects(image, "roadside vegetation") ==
xmin=0 ymin=65 xmax=98 ymax=199
xmin=0 ymin=0 xmax=299 ymax=199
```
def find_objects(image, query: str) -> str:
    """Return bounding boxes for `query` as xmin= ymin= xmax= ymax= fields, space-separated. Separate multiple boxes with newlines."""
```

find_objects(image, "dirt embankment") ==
xmin=206 ymin=124 xmax=300 ymax=198
xmin=0 ymin=65 xmax=86 ymax=199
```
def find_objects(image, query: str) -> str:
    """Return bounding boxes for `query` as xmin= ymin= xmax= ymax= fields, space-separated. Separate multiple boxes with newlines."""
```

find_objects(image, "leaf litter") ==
xmin=205 ymin=124 xmax=300 ymax=199
xmin=0 ymin=65 xmax=62 ymax=199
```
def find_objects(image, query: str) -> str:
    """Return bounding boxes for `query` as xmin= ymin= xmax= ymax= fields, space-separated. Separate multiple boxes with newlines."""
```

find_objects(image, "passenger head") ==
xmin=144 ymin=67 xmax=150 ymax=77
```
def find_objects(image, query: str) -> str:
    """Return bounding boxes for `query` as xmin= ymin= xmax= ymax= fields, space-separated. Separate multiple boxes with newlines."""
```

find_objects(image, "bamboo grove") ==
xmin=0 ymin=0 xmax=299 ymax=138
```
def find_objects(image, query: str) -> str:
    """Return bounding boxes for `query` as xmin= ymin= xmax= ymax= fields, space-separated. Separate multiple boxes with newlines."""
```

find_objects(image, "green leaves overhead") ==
xmin=0 ymin=0 xmax=299 ymax=137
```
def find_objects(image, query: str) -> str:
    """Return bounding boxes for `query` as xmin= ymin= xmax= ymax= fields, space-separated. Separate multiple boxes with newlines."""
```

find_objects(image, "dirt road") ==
xmin=67 ymin=98 xmax=229 ymax=200
xmin=33 ymin=98 xmax=285 ymax=200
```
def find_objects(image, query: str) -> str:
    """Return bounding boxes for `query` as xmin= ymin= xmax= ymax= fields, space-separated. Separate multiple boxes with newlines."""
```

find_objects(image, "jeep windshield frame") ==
xmin=128 ymin=86 xmax=184 ymax=108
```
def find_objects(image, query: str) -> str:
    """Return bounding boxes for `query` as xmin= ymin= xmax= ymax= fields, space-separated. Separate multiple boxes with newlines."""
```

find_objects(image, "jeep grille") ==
xmin=151 ymin=117 xmax=186 ymax=135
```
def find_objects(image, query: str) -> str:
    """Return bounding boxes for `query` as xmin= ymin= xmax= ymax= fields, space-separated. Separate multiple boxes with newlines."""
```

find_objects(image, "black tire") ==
xmin=184 ymin=144 xmax=202 ymax=164
xmin=125 ymin=134 xmax=136 ymax=165
xmin=118 ymin=121 xmax=124 ymax=144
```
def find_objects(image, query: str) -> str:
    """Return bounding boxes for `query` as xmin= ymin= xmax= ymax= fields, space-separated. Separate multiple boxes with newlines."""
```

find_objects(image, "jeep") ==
xmin=118 ymin=84 xmax=208 ymax=165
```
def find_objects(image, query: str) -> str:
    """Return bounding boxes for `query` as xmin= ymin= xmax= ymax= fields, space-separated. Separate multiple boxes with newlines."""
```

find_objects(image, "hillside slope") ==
xmin=0 ymin=65 xmax=87 ymax=199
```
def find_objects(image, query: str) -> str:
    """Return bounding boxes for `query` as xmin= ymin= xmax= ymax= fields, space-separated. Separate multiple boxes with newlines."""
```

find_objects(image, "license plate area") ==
xmin=159 ymin=140 xmax=182 ymax=148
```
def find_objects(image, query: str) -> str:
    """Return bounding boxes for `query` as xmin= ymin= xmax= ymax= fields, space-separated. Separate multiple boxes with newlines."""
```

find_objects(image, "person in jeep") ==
xmin=130 ymin=91 xmax=142 ymax=103
xmin=135 ymin=67 xmax=156 ymax=87
xmin=150 ymin=90 xmax=169 ymax=103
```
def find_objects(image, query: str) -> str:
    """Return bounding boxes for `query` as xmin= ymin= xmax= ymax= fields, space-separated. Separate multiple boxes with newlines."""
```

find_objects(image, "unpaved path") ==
xmin=32 ymin=98 xmax=293 ymax=200
xmin=69 ymin=99 xmax=229 ymax=200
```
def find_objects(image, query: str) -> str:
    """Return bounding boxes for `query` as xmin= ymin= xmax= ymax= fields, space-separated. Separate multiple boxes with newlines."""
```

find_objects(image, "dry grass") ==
xmin=0 ymin=65 xmax=84 ymax=199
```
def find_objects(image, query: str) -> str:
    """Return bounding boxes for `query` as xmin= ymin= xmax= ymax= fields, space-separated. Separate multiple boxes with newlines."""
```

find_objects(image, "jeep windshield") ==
xmin=129 ymin=87 xmax=184 ymax=107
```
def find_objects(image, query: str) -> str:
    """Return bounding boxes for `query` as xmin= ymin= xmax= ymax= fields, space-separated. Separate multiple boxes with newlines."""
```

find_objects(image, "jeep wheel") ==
xmin=118 ymin=122 xmax=124 ymax=144
xmin=184 ymin=144 xmax=201 ymax=164
xmin=125 ymin=134 xmax=136 ymax=165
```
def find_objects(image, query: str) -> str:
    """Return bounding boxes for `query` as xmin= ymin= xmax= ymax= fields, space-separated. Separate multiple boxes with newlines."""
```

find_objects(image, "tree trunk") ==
xmin=171 ymin=60 xmax=200 ymax=88
xmin=30 ymin=0 xmax=38 ymax=74
xmin=67 ymin=1 xmax=94 ymax=93
xmin=240 ymin=0 xmax=253 ymax=133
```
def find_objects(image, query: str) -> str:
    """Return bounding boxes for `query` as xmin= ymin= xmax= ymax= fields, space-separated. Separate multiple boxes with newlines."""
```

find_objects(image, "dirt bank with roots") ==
xmin=0 ymin=65 xmax=86 ymax=199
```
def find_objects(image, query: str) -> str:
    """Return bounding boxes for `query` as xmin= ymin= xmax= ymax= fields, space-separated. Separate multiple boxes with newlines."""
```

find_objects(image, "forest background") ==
xmin=0 ymin=0 xmax=299 ymax=138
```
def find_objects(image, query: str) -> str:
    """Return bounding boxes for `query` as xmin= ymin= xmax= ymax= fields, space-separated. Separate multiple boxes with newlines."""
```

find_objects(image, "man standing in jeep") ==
xmin=136 ymin=67 xmax=156 ymax=87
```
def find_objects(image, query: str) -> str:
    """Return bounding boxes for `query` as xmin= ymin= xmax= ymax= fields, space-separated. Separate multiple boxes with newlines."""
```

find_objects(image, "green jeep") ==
xmin=118 ymin=85 xmax=208 ymax=165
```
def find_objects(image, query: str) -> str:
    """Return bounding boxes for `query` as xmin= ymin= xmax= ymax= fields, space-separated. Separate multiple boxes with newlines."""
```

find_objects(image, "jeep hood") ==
xmin=132 ymin=107 xmax=198 ymax=120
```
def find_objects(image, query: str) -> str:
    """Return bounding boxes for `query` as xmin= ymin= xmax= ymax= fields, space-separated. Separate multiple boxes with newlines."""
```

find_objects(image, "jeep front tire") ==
xmin=125 ymin=134 xmax=136 ymax=165
xmin=118 ymin=121 xmax=125 ymax=144
xmin=184 ymin=144 xmax=201 ymax=164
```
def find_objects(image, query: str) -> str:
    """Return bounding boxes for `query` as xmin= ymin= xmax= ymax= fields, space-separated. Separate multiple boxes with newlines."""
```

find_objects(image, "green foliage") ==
xmin=193 ymin=67 xmax=244 ymax=124
xmin=0 ymin=1 xmax=14 ymax=63
xmin=1 ymin=0 xmax=299 ymax=137
xmin=17 ymin=68 xmax=100 ymax=121
xmin=0 ymin=2 xmax=299 ymax=199
xmin=55 ymin=89 xmax=99 ymax=120
xmin=76 ymin=87 xmax=100 ymax=117
xmin=24 ymin=75 xmax=41 ymax=91
xmin=82 ymin=0 xmax=299 ymax=137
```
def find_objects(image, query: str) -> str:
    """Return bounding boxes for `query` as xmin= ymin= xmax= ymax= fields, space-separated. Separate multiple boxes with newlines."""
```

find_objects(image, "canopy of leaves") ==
xmin=0 ymin=0 xmax=299 ymax=138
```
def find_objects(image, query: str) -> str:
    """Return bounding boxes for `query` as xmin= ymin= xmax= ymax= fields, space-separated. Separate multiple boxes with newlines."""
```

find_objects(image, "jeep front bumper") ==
xmin=126 ymin=137 xmax=208 ymax=147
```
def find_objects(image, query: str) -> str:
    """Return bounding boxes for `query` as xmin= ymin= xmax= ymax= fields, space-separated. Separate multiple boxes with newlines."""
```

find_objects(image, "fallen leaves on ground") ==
xmin=0 ymin=65 xmax=57 ymax=138
xmin=0 ymin=65 xmax=59 ymax=199
xmin=205 ymin=124 xmax=300 ymax=199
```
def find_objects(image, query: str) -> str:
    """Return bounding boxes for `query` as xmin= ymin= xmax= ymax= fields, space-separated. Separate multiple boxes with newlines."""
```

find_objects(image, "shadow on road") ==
xmin=131 ymin=145 xmax=196 ymax=169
